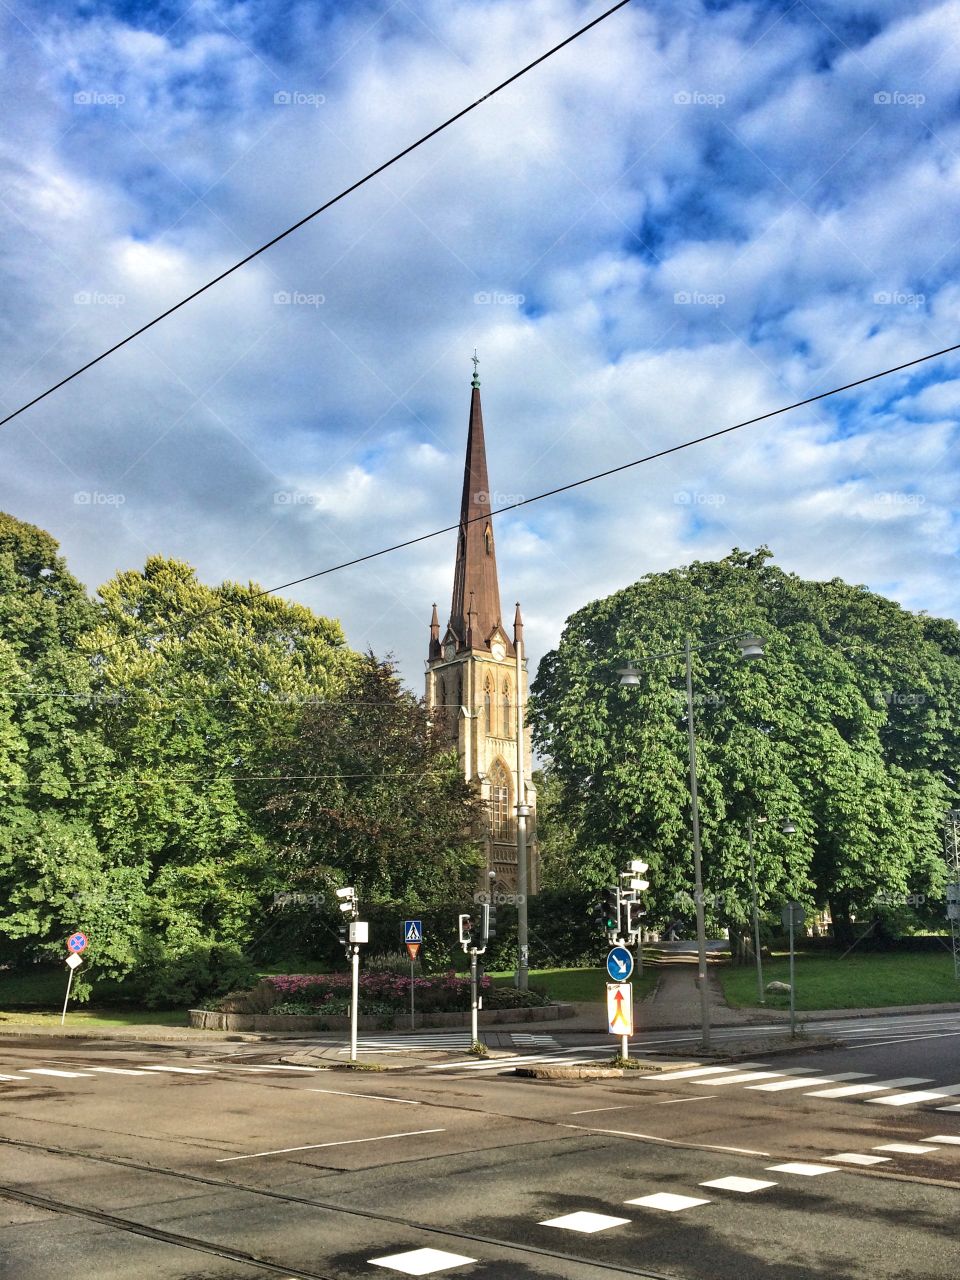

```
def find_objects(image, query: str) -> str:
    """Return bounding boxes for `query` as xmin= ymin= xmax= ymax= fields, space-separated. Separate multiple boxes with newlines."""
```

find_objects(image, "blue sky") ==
xmin=0 ymin=0 xmax=958 ymax=684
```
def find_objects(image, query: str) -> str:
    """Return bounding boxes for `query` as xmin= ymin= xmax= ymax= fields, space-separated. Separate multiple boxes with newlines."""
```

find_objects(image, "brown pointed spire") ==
xmin=513 ymin=601 xmax=524 ymax=648
xmin=428 ymin=603 xmax=441 ymax=659
xmin=448 ymin=371 xmax=506 ymax=651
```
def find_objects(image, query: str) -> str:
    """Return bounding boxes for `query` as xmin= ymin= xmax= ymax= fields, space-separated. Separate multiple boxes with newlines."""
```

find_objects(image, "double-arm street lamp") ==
xmin=618 ymin=631 xmax=766 ymax=1051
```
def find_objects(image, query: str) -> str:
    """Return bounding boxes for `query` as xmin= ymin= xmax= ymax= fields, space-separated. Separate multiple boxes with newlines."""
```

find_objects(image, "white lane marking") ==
xmin=806 ymin=1077 xmax=931 ymax=1098
xmin=570 ymin=1106 xmax=632 ymax=1115
xmin=935 ymin=1104 xmax=960 ymax=1112
xmin=142 ymin=1065 xmax=213 ymax=1075
xmin=88 ymin=1067 xmax=149 ymax=1076
xmin=638 ymin=1065 xmax=757 ymax=1081
xmin=21 ymin=1069 xmax=93 ymax=1078
xmin=368 ymin=1246 xmax=476 ymax=1274
xmin=870 ymin=1152 xmax=942 ymax=1162
xmin=540 ymin=1211 xmax=630 ymax=1233
xmin=701 ymin=1071 xmax=787 ymax=1085
xmin=216 ymin=1127 xmax=445 ymax=1162
xmin=924 ymin=1134 xmax=960 ymax=1143
xmin=701 ymin=1176 xmax=776 ymax=1192
xmin=560 ymin=1124 xmax=769 ymax=1156
xmin=656 ymin=1095 xmax=718 ymax=1105
xmin=0 ymin=1074 xmax=28 ymax=1081
xmin=625 ymin=1192 xmax=710 ymax=1212
xmin=748 ymin=1076 xmax=851 ymax=1092
xmin=830 ymin=1153 xmax=891 ymax=1165
xmin=869 ymin=1085 xmax=960 ymax=1107
xmin=766 ymin=1162 xmax=840 ymax=1176
xmin=839 ymin=1030 xmax=960 ymax=1051
xmin=223 ymin=1064 xmax=322 ymax=1072
xmin=309 ymin=1088 xmax=419 ymax=1104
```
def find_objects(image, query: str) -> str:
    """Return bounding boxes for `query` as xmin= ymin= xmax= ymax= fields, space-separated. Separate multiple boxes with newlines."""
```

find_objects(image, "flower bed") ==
xmin=216 ymin=971 xmax=498 ymax=1017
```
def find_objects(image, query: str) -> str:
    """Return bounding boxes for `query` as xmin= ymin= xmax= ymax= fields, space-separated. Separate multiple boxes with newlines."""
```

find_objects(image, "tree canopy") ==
xmin=531 ymin=548 xmax=959 ymax=942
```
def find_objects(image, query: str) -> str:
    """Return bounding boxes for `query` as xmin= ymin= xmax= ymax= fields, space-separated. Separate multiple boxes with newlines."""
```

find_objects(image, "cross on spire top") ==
xmin=471 ymin=349 xmax=480 ymax=388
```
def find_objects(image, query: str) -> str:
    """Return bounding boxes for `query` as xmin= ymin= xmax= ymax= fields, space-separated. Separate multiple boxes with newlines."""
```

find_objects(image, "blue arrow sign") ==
xmin=404 ymin=919 xmax=423 ymax=943
xmin=606 ymin=945 xmax=634 ymax=982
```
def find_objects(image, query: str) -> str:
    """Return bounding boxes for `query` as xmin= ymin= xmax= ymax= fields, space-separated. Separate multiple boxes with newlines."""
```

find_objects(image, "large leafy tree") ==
xmin=264 ymin=653 xmax=484 ymax=909
xmin=79 ymin=557 xmax=355 ymax=1001
xmin=0 ymin=514 xmax=120 ymax=985
xmin=531 ymin=548 xmax=958 ymax=946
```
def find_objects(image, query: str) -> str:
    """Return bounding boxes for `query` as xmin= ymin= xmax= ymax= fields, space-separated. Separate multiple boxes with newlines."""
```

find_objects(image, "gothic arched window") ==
xmin=490 ymin=760 xmax=511 ymax=839
xmin=501 ymin=679 xmax=511 ymax=737
xmin=484 ymin=677 xmax=493 ymax=734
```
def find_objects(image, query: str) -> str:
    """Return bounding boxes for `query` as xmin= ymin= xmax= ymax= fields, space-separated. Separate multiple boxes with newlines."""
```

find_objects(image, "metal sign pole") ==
xmin=410 ymin=956 xmax=415 ymax=1031
xmin=350 ymin=944 xmax=359 ymax=1062
xmin=789 ymin=912 xmax=796 ymax=1038
xmin=60 ymin=968 xmax=75 ymax=1026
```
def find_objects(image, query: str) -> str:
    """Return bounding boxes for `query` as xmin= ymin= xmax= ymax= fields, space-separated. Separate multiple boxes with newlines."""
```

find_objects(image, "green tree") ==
xmin=264 ymin=653 xmax=484 ymax=911
xmin=531 ymin=548 xmax=958 ymax=950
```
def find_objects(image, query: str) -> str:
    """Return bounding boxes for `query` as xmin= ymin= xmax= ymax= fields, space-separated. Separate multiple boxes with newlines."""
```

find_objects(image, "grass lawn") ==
xmin=0 ymin=967 xmax=187 ymax=1028
xmin=489 ymin=963 xmax=658 ymax=1004
xmin=719 ymin=948 xmax=960 ymax=1010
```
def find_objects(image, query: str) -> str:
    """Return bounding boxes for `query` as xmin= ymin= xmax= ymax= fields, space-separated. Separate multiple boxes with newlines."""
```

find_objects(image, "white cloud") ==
xmin=0 ymin=0 xmax=957 ymax=691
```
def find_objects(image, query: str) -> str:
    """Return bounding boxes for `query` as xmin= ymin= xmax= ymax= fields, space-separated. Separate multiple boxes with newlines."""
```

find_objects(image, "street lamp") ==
xmin=619 ymin=630 xmax=765 ymax=1051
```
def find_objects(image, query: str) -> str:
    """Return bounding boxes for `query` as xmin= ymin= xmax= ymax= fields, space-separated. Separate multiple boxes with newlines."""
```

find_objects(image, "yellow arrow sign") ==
xmin=606 ymin=982 xmax=633 ymax=1036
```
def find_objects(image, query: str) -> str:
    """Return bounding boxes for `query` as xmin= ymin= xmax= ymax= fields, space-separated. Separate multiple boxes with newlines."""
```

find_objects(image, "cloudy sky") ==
xmin=1 ymin=0 xmax=958 ymax=686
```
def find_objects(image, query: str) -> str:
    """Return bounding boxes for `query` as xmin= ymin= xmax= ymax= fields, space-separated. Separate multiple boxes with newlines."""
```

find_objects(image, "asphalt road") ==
xmin=2 ymin=1020 xmax=960 ymax=1279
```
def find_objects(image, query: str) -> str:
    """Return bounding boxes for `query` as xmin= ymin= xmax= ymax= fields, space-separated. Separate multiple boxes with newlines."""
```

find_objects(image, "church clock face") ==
xmin=491 ymin=639 xmax=506 ymax=662
xmin=444 ymin=642 xmax=456 ymax=661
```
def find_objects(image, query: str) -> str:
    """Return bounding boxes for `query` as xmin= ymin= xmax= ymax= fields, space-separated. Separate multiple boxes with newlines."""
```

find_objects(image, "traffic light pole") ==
xmin=350 ymin=944 xmax=360 ymax=1062
xmin=470 ymin=947 xmax=479 ymax=1044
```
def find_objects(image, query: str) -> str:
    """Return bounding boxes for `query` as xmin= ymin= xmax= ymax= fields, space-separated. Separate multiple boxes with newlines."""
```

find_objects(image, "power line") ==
xmin=0 ymin=0 xmax=633 ymax=431
xmin=250 ymin=338 xmax=960 ymax=598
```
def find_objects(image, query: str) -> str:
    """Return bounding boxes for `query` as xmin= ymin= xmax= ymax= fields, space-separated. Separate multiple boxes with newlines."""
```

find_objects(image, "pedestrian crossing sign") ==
xmin=404 ymin=919 xmax=423 ymax=943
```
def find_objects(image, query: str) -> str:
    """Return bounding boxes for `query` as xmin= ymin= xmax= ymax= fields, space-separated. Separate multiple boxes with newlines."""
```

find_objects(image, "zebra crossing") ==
xmin=335 ymin=1033 xmax=474 ymax=1055
xmin=0 ymin=1061 xmax=327 ymax=1085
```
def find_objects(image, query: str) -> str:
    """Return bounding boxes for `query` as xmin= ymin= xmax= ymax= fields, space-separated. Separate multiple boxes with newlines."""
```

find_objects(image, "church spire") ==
xmin=448 ymin=360 xmax=507 ymax=653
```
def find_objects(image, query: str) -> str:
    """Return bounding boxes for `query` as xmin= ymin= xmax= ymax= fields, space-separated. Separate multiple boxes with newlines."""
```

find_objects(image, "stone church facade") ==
xmin=424 ymin=365 xmax=537 ymax=894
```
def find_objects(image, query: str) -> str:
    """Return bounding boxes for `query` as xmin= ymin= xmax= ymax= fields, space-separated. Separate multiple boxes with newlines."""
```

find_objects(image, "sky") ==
xmin=1 ymin=0 xmax=958 ymax=688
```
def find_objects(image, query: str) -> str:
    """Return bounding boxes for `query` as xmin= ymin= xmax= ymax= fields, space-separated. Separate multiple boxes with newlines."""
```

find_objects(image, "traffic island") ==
xmin=514 ymin=1059 xmax=698 ymax=1080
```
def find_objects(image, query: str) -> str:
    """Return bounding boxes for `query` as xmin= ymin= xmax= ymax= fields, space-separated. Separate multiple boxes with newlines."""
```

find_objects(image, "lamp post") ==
xmin=619 ymin=630 xmax=765 ymax=1052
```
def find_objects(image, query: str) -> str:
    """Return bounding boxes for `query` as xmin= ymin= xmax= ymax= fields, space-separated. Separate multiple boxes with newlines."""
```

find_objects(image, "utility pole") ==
xmin=515 ymin=603 xmax=529 ymax=990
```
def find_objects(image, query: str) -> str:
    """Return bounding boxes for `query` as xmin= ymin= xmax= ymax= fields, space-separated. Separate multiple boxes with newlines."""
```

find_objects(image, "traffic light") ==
xmin=459 ymin=913 xmax=474 ymax=945
xmin=337 ymin=919 xmax=349 ymax=949
xmin=481 ymin=900 xmax=497 ymax=944
xmin=626 ymin=900 xmax=645 ymax=936
xmin=602 ymin=886 xmax=620 ymax=936
xmin=336 ymin=886 xmax=357 ymax=916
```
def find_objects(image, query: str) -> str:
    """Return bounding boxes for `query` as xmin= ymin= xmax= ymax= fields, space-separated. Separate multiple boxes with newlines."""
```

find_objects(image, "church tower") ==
xmin=425 ymin=360 xmax=537 ymax=895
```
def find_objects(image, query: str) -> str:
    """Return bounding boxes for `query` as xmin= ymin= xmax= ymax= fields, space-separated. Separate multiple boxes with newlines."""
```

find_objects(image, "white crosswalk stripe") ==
xmin=805 ymin=1076 xmax=931 ymax=1098
xmin=21 ymin=1068 xmax=93 ymax=1078
xmin=868 ymin=1084 xmax=960 ymax=1107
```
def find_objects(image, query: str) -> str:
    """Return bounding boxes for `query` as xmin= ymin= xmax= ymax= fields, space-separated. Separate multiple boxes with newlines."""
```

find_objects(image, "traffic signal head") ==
xmin=602 ymin=886 xmax=619 ymax=934
xmin=459 ymin=913 xmax=474 ymax=945
xmin=481 ymin=901 xmax=497 ymax=943
xmin=337 ymin=920 xmax=349 ymax=949
xmin=627 ymin=900 xmax=645 ymax=935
